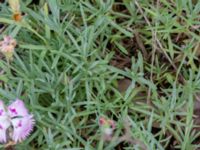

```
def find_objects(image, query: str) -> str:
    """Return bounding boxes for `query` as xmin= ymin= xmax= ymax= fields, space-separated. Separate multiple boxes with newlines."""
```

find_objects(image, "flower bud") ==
xmin=99 ymin=117 xmax=115 ymax=138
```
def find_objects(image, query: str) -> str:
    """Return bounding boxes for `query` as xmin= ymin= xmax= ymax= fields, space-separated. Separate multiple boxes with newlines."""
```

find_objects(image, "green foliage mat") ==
xmin=0 ymin=0 xmax=200 ymax=149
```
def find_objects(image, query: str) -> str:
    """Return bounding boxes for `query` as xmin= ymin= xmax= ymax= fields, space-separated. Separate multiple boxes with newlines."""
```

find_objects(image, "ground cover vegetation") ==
xmin=0 ymin=0 xmax=200 ymax=149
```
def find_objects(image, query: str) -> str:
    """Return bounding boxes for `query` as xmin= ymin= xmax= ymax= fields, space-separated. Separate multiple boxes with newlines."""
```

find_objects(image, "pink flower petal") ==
xmin=0 ymin=116 xmax=11 ymax=143
xmin=11 ymin=115 xmax=35 ymax=142
xmin=108 ymin=120 xmax=115 ymax=129
xmin=99 ymin=117 xmax=106 ymax=126
xmin=0 ymin=100 xmax=11 ymax=143
xmin=8 ymin=99 xmax=28 ymax=117
xmin=0 ymin=100 xmax=7 ymax=117
xmin=4 ymin=36 xmax=12 ymax=42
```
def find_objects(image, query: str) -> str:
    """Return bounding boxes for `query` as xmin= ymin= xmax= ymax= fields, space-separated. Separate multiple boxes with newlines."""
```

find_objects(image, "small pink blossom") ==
xmin=0 ymin=99 xmax=35 ymax=143
xmin=0 ymin=36 xmax=17 ymax=60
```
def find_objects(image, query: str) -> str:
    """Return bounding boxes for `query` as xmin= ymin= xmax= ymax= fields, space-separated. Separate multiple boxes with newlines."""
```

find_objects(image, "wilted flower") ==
xmin=0 ymin=36 xmax=17 ymax=61
xmin=0 ymin=99 xmax=35 ymax=144
xmin=8 ymin=0 xmax=22 ymax=21
xmin=8 ymin=0 xmax=20 ymax=13
xmin=99 ymin=117 xmax=115 ymax=140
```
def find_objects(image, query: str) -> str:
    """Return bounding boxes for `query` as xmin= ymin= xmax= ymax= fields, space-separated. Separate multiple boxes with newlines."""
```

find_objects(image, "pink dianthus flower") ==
xmin=0 ymin=99 xmax=35 ymax=143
